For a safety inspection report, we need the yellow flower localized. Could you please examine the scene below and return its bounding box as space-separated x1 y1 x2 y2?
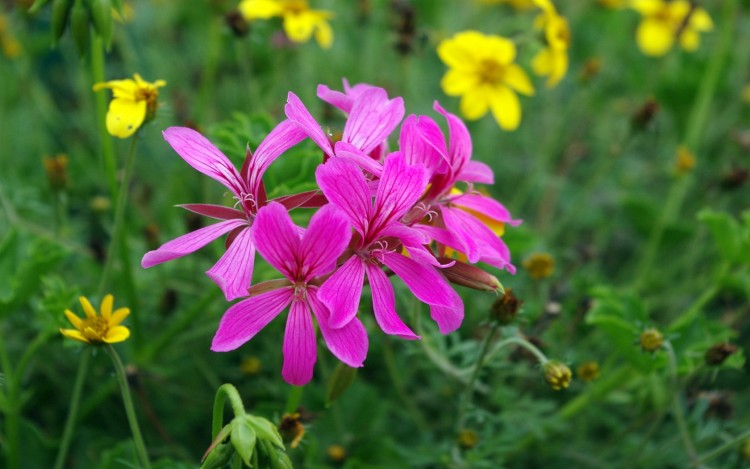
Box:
674 145 696 174
0 14 22 59
60 295 130 344
239 0 334 48
598 0 629 8
631 0 713 57
438 31 534 131
532 0 570 87
93 74 166 139
522 252 555 280
576 361 600 382
543 361 572 390
639 328 663 352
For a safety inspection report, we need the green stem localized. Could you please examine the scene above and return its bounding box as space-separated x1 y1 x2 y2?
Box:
382 338 429 433
211 383 246 439
105 344 150 468
454 324 501 435
663 341 698 466
698 427 750 464
98 134 141 338
53 350 91 469
284 385 304 415
0 330 19 469
91 35 117 200
633 0 738 290
196 17 222 123
483 335 549 367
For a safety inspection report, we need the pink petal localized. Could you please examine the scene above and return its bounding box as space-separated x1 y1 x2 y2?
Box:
273 190 327 210
441 207 481 263
252 202 301 280
381 251 457 307
450 193 519 225
206 226 256 301
300 204 352 280
141 219 247 268
434 101 472 175
210 287 293 352
429 302 464 334
342 88 404 154
365 265 419 339
458 160 494 185
308 288 368 367
315 158 372 236
373 153 428 228
400 115 447 174
317 84 354 113
318 255 365 329
285 92 334 157
247 120 307 196
447 208 514 271
163 127 246 199
282 299 317 386
178 204 246 221
333 141 384 177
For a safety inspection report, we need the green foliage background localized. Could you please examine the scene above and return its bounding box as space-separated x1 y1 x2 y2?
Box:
0 0 749 467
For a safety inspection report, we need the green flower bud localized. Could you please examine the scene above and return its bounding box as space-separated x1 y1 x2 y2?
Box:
639 328 663 353
543 361 572 391
200 442 234 469
70 0 90 55
231 416 258 466
51 0 74 45
89 0 113 47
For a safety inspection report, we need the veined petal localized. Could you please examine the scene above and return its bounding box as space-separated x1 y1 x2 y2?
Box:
141 219 247 268
308 288 368 367
333 141 384 177
106 98 146 139
285 92 334 157
178 204 246 221
429 302 464 334
451 193 519 224
211 288 293 352
319 255 366 329
282 299 317 386
400 115 447 173
206 226 256 301
441 207 481 263
373 153 428 228
253 202 302 280
381 251 457 307
317 83 354 113
163 127 246 198
365 265 419 339
434 101 473 175
300 204 352 280
489 86 522 131
458 160 494 184
247 120 307 195
343 88 405 155
316 157 371 235
450 208 514 271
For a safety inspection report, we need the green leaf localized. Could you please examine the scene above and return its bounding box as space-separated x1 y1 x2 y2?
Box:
326 362 358 406
698 209 741 262
231 416 258 466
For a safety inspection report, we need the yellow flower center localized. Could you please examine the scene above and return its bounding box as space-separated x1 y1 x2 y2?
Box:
282 0 308 14
135 87 160 115
478 59 505 85
81 316 109 342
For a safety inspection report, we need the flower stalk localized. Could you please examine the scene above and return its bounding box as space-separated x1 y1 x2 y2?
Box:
53 349 92 469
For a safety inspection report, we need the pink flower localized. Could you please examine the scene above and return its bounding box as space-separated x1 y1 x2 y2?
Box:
284 85 404 176
210 202 368 386
316 152 464 337
404 102 521 272
141 122 306 300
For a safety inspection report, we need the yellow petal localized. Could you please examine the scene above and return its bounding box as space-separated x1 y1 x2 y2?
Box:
636 18 674 56
489 86 521 131
437 31 485 70
283 11 317 43
60 328 91 344
690 9 713 31
79 296 97 318
483 35 516 65
93 79 139 99
441 69 477 96
109 307 131 326
104 326 130 343
679 29 700 51
504 63 535 96
314 18 333 48
100 294 113 320
532 48 553 75
459 87 491 120
106 98 147 139
238 0 283 20
64 310 84 330
630 0 661 15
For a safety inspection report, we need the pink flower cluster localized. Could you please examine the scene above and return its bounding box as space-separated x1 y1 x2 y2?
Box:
142 81 520 385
